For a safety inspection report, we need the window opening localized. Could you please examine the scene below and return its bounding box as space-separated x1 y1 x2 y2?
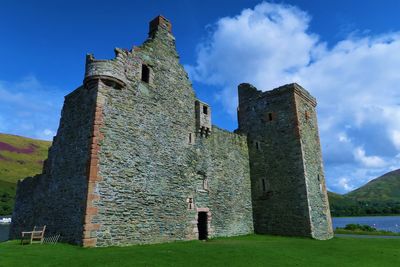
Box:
262 179 266 192
189 133 193 144
268 113 273 121
141 64 150 83
203 105 208 115
187 198 194 210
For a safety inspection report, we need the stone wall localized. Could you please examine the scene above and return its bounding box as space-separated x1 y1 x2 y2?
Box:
199 127 254 238
294 92 333 239
80 17 253 246
10 85 97 244
237 83 332 239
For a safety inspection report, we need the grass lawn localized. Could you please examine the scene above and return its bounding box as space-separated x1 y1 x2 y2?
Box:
1 234 399 267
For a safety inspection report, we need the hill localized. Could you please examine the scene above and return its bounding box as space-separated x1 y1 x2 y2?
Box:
346 169 400 202
328 169 400 216
0 133 51 215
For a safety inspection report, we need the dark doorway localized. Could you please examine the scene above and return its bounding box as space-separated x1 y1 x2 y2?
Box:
197 212 208 240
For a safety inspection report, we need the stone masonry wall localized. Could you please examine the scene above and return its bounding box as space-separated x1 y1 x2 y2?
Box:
198 127 254 238
237 83 332 239
294 92 333 239
84 19 253 246
10 16 253 247
237 83 314 237
10 86 97 244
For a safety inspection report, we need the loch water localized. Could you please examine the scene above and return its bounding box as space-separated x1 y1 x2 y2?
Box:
332 216 400 233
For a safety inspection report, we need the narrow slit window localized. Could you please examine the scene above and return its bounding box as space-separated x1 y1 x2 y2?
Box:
255 142 260 150
262 179 266 192
203 105 208 115
189 133 192 144
141 64 150 83
268 113 273 121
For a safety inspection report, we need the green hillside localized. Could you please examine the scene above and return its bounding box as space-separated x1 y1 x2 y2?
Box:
0 133 51 215
346 169 400 201
328 169 400 216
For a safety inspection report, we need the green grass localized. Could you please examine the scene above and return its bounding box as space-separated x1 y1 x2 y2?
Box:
1 235 400 267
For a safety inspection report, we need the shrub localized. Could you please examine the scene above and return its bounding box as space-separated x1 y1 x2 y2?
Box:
343 224 377 232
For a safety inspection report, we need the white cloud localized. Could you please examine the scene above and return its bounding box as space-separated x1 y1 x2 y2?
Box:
188 1 400 193
338 132 350 143
392 131 400 150
353 146 386 168
337 177 355 192
43 129 54 136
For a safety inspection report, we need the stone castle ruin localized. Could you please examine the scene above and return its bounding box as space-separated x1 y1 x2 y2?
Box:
10 16 333 246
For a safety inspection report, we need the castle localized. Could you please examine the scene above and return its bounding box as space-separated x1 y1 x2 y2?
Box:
10 16 333 247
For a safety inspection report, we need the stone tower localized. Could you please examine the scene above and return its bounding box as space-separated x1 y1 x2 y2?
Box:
237 83 333 240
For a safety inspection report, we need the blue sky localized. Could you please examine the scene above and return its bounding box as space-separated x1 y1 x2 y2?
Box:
1 0 400 193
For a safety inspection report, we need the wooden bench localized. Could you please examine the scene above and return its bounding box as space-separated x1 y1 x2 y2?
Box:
21 225 46 245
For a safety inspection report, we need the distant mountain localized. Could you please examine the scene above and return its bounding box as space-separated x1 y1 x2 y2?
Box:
328 169 400 216
0 133 51 215
345 169 400 202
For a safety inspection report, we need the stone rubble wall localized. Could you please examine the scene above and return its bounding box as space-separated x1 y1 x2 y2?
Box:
87 25 253 246
294 92 333 239
9 85 97 244
198 127 254 238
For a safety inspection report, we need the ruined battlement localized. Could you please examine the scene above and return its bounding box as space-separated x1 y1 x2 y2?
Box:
238 82 316 106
